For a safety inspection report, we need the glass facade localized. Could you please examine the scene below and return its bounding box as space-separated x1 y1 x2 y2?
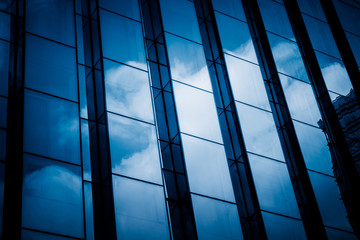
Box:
1 0 360 239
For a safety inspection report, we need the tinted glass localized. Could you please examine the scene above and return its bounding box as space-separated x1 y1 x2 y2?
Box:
297 0 326 20
23 90 80 164
0 40 9 97
166 34 212 92
99 0 140 20
333 0 360 35
182 134 235 202
212 0 246 21
173 82 222 143
81 120 91 181
84 182 95 240
225 54 270 110
0 97 7 128
78 65 88 119
216 13 257 63
113 176 170 240
326 227 358 240
25 34 78 101
0 163 4 236
22 230 73 240
0 12 10 40
345 32 360 67
22 154 83 238
26 0 75 46
100 10 146 69
0 130 5 161
192 194 243 240
249 154 301 218
262 212 306 240
0 0 11 12
160 0 201 43
236 102 284 161
108 113 162 184
104 59 154 123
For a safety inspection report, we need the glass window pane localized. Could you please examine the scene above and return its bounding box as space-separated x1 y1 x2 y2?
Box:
112 176 170 240
84 182 95 240
225 54 270 110
297 0 326 21
0 12 10 41
192 194 243 240
160 0 201 43
104 59 154 123
216 13 257 63
0 129 5 161
0 0 11 12
0 40 9 97
0 97 7 128
345 32 360 67
173 82 222 143
99 0 140 20
108 113 162 184
78 65 88 119
211 0 246 21
333 0 360 35
308 171 352 231
0 162 4 237
262 212 306 240
26 0 75 46
81 120 91 181
25 34 78 101
166 34 212 92
22 229 73 240
236 102 285 161
326 227 358 240
249 154 301 218
181 134 235 202
23 90 80 165
279 75 321 125
316 51 353 97
22 154 84 238
268 33 309 82
100 10 146 69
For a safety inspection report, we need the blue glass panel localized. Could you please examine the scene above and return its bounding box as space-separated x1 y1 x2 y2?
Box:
0 40 9 97
279 75 321 126
257 0 295 40
293 121 333 176
99 0 140 20
225 54 270 110
308 172 352 231
268 33 309 82
0 130 5 161
84 182 94 240
76 15 85 66
346 33 360 67
315 51 353 97
108 113 162 184
25 34 78 101
112 176 170 240
173 82 222 143
23 90 80 165
0 162 4 237
249 154 301 218
0 12 10 41
302 15 341 58
0 97 7 128
326 228 358 240
104 59 154 123
22 229 73 240
192 194 243 240
0 0 11 12
26 0 75 46
166 34 212 92
262 212 306 240
216 13 257 63
22 154 84 238
212 0 246 21
160 0 201 43
297 0 326 21
100 10 146 70
81 120 91 181
78 65 88 119
181 134 235 202
333 0 360 35
236 102 285 161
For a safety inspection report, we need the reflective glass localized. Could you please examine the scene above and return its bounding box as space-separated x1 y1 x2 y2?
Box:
166 34 212 92
0 0 11 12
297 0 326 21
26 0 75 46
100 10 146 69
181 134 235 202
99 0 140 20
346 32 360 67
257 0 295 40
192 194 243 240
268 33 309 82
279 75 321 125
212 0 246 21
84 182 95 240
25 34 78 101
236 102 284 161
78 65 88 119
173 82 222 143
81 120 91 181
225 54 270 110
0 12 10 41
0 130 5 161
216 13 257 63
108 113 162 184
104 59 154 123
22 154 84 238
262 212 306 240
326 227 358 240
302 15 341 58
293 121 333 175
22 230 73 240
249 154 301 218
160 0 201 43
0 40 9 97
316 51 353 97
0 97 7 128
112 176 170 240
0 162 4 237
308 171 352 231
333 0 360 35
23 90 80 165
